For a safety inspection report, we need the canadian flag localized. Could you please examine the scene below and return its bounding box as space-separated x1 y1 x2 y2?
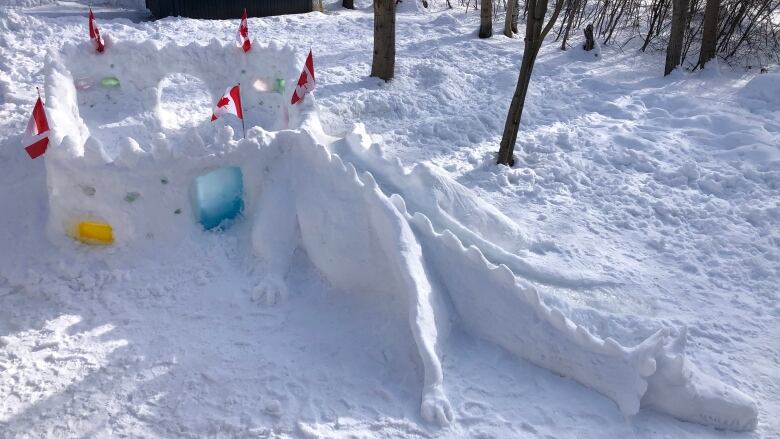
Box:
211 85 244 122
291 50 316 105
22 96 50 160
237 8 251 53
88 8 105 53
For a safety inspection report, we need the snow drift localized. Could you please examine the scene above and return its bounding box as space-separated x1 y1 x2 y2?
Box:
41 39 759 431
739 73 780 109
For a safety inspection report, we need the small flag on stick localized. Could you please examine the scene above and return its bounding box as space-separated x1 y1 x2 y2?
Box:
88 8 105 53
211 84 245 138
22 91 50 159
291 50 316 105
237 8 251 53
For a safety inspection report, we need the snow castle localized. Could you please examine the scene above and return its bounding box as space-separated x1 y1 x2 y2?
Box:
43 39 314 245
41 40 759 432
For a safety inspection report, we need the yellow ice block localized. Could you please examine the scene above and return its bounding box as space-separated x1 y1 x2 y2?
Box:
77 221 114 245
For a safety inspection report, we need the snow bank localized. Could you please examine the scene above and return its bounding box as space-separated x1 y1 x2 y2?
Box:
739 73 780 109
396 0 424 12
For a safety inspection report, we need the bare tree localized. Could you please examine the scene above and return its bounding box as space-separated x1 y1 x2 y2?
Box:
452 0 777 72
557 0 581 48
480 0 493 38
504 0 520 36
343 0 355 9
497 0 564 166
504 0 518 38
371 0 396 81
696 0 720 67
472 0 778 67
665 0 689 74
640 0 671 52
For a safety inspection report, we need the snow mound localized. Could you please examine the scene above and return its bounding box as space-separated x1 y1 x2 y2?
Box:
739 73 780 109
396 0 424 13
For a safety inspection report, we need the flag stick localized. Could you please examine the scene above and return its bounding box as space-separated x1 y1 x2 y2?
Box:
36 87 41 98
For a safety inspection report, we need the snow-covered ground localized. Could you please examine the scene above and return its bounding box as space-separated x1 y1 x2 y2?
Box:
1 1 778 437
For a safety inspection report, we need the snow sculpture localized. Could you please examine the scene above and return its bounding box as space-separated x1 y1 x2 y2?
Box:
42 41 758 431
43 39 302 242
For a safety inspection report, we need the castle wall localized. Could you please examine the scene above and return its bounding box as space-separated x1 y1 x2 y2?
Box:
42 40 322 246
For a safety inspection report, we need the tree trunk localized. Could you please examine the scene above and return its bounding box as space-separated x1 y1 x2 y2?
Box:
583 23 594 50
664 0 688 75
696 0 719 68
343 0 354 9
497 46 537 166
505 0 515 37
371 0 396 81
512 0 520 33
497 0 563 166
479 0 493 38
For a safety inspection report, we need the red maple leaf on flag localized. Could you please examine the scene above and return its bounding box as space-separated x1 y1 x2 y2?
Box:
21 96 50 159
291 50 316 105
237 8 251 53
211 85 244 123
88 8 105 53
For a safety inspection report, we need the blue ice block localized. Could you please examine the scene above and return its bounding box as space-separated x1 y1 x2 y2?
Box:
195 167 244 230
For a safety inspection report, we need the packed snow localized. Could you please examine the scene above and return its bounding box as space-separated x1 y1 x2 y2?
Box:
0 1 778 438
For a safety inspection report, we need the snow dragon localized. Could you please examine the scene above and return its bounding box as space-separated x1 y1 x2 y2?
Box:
250 125 758 431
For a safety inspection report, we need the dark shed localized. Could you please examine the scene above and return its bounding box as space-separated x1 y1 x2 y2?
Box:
146 0 313 19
